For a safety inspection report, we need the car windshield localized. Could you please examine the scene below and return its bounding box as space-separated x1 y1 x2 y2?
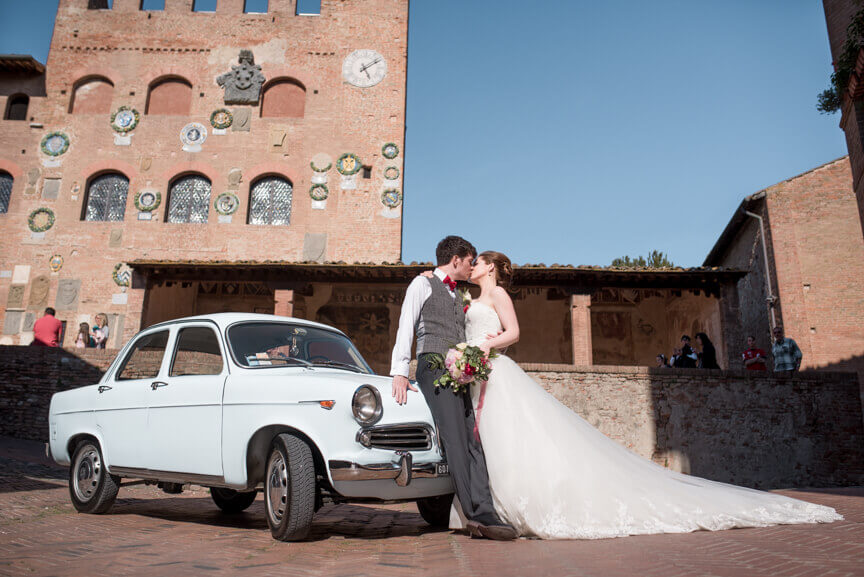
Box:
227 322 373 374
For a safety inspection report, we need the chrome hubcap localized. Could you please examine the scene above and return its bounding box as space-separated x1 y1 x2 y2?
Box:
267 453 288 523
72 444 102 502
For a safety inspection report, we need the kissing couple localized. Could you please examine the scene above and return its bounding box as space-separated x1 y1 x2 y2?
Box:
389 235 841 540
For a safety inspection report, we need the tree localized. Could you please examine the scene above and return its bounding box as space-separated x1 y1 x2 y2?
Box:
611 250 674 269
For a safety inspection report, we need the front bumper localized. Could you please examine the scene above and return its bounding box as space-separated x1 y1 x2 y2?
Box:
329 452 448 487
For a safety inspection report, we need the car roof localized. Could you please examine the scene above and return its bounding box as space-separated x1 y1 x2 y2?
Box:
145 313 346 336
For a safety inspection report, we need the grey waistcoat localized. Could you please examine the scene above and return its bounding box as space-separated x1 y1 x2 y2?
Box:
416 276 466 357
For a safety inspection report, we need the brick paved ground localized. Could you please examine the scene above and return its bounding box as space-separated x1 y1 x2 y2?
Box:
0 436 862 577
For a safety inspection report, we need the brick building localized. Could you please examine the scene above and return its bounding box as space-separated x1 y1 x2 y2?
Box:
822 0 864 236
0 0 751 373
0 0 407 350
705 157 864 392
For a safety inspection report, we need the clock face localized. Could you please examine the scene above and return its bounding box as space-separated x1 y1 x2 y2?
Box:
342 49 387 88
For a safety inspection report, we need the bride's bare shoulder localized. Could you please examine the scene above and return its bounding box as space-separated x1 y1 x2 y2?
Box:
492 285 513 300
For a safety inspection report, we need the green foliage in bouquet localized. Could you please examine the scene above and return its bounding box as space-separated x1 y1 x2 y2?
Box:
427 343 498 394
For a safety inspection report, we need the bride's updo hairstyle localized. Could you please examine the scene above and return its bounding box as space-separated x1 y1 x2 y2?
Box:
479 251 513 289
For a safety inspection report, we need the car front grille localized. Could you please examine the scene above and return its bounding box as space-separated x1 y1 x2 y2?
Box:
360 424 433 451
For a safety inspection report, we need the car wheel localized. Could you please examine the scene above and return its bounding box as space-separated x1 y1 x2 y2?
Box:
417 493 454 527
68 439 120 514
264 433 315 541
210 487 257 513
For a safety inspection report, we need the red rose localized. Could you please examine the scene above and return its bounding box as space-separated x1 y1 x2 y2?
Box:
464 364 475 376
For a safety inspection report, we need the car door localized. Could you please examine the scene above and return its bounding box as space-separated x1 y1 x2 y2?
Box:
96 328 170 470
146 323 226 477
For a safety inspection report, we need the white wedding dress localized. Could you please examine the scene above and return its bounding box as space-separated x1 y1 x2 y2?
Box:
449 301 842 539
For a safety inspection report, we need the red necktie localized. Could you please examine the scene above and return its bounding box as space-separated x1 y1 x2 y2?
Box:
442 275 457 291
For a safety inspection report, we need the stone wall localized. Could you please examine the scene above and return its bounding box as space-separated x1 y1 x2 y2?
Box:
3 346 862 490
524 363 864 489
0 346 116 440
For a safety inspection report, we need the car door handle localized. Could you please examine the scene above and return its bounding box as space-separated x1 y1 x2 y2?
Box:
98 385 112 393
150 381 168 391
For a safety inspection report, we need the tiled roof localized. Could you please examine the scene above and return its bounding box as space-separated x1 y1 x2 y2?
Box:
0 55 45 74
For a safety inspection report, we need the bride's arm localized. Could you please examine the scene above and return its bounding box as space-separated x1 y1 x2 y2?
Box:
480 286 520 355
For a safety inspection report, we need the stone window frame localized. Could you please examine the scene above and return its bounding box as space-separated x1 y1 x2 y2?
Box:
0 171 13 214
81 170 130 222
247 173 293 226
145 75 194 116
259 77 307 118
68 75 115 115
4 94 29 121
166 172 212 224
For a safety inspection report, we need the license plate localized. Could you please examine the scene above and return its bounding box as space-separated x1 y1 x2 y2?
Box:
436 463 449 475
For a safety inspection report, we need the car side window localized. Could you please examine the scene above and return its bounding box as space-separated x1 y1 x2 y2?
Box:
116 330 170 381
170 326 224 377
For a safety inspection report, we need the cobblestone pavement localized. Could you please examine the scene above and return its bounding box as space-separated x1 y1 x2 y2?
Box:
0 437 862 577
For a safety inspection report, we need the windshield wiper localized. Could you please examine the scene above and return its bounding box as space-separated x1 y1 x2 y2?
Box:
310 360 365 373
248 355 312 367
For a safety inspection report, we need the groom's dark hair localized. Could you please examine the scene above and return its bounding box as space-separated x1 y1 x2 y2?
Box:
436 235 476 266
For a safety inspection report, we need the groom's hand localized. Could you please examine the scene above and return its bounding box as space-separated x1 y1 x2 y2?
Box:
392 375 417 405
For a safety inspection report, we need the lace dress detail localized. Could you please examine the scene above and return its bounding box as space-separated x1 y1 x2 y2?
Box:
450 301 842 539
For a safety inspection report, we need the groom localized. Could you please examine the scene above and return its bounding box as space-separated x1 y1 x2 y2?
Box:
390 235 517 540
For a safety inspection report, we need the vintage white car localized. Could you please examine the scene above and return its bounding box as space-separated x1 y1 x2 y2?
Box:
48 313 454 540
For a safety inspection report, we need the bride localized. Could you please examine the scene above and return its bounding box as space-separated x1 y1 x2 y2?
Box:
446 250 842 539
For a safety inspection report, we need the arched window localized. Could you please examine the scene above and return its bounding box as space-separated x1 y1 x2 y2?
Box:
168 174 210 223
83 173 129 221
69 77 114 114
248 176 292 225
4 94 29 121
146 77 192 115
260 78 306 118
0 171 13 213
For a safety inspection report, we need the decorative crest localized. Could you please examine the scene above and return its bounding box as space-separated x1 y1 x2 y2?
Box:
217 49 266 105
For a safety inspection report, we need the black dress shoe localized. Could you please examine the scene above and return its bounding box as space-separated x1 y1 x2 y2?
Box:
465 520 483 537
477 522 519 541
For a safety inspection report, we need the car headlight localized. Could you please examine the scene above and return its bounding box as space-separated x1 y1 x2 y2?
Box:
352 385 382 425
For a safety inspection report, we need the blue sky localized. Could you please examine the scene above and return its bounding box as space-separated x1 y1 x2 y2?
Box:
0 1 848 267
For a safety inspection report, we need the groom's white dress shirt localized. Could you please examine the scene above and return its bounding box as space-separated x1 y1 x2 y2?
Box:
389 268 456 378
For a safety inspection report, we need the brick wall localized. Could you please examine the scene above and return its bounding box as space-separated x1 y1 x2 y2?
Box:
3 346 862 489
762 159 864 385
822 0 864 234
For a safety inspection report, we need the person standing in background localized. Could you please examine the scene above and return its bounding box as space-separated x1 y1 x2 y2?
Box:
92 313 110 349
75 323 93 349
695 333 720 369
772 326 802 373
32 308 62 347
742 336 767 371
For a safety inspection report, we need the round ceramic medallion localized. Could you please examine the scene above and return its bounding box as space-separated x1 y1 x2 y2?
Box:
311 152 333 172
214 192 240 215
382 143 399 159
28 207 56 232
180 122 208 147
383 166 400 180
110 106 140 133
310 184 329 201
113 263 132 287
49 254 64 272
134 190 161 212
336 153 362 175
210 108 233 129
381 188 402 208
41 132 70 157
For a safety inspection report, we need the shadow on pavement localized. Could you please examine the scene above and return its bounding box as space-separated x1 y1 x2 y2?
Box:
109 496 448 540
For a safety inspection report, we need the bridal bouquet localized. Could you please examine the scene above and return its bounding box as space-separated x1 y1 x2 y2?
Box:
428 343 497 393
